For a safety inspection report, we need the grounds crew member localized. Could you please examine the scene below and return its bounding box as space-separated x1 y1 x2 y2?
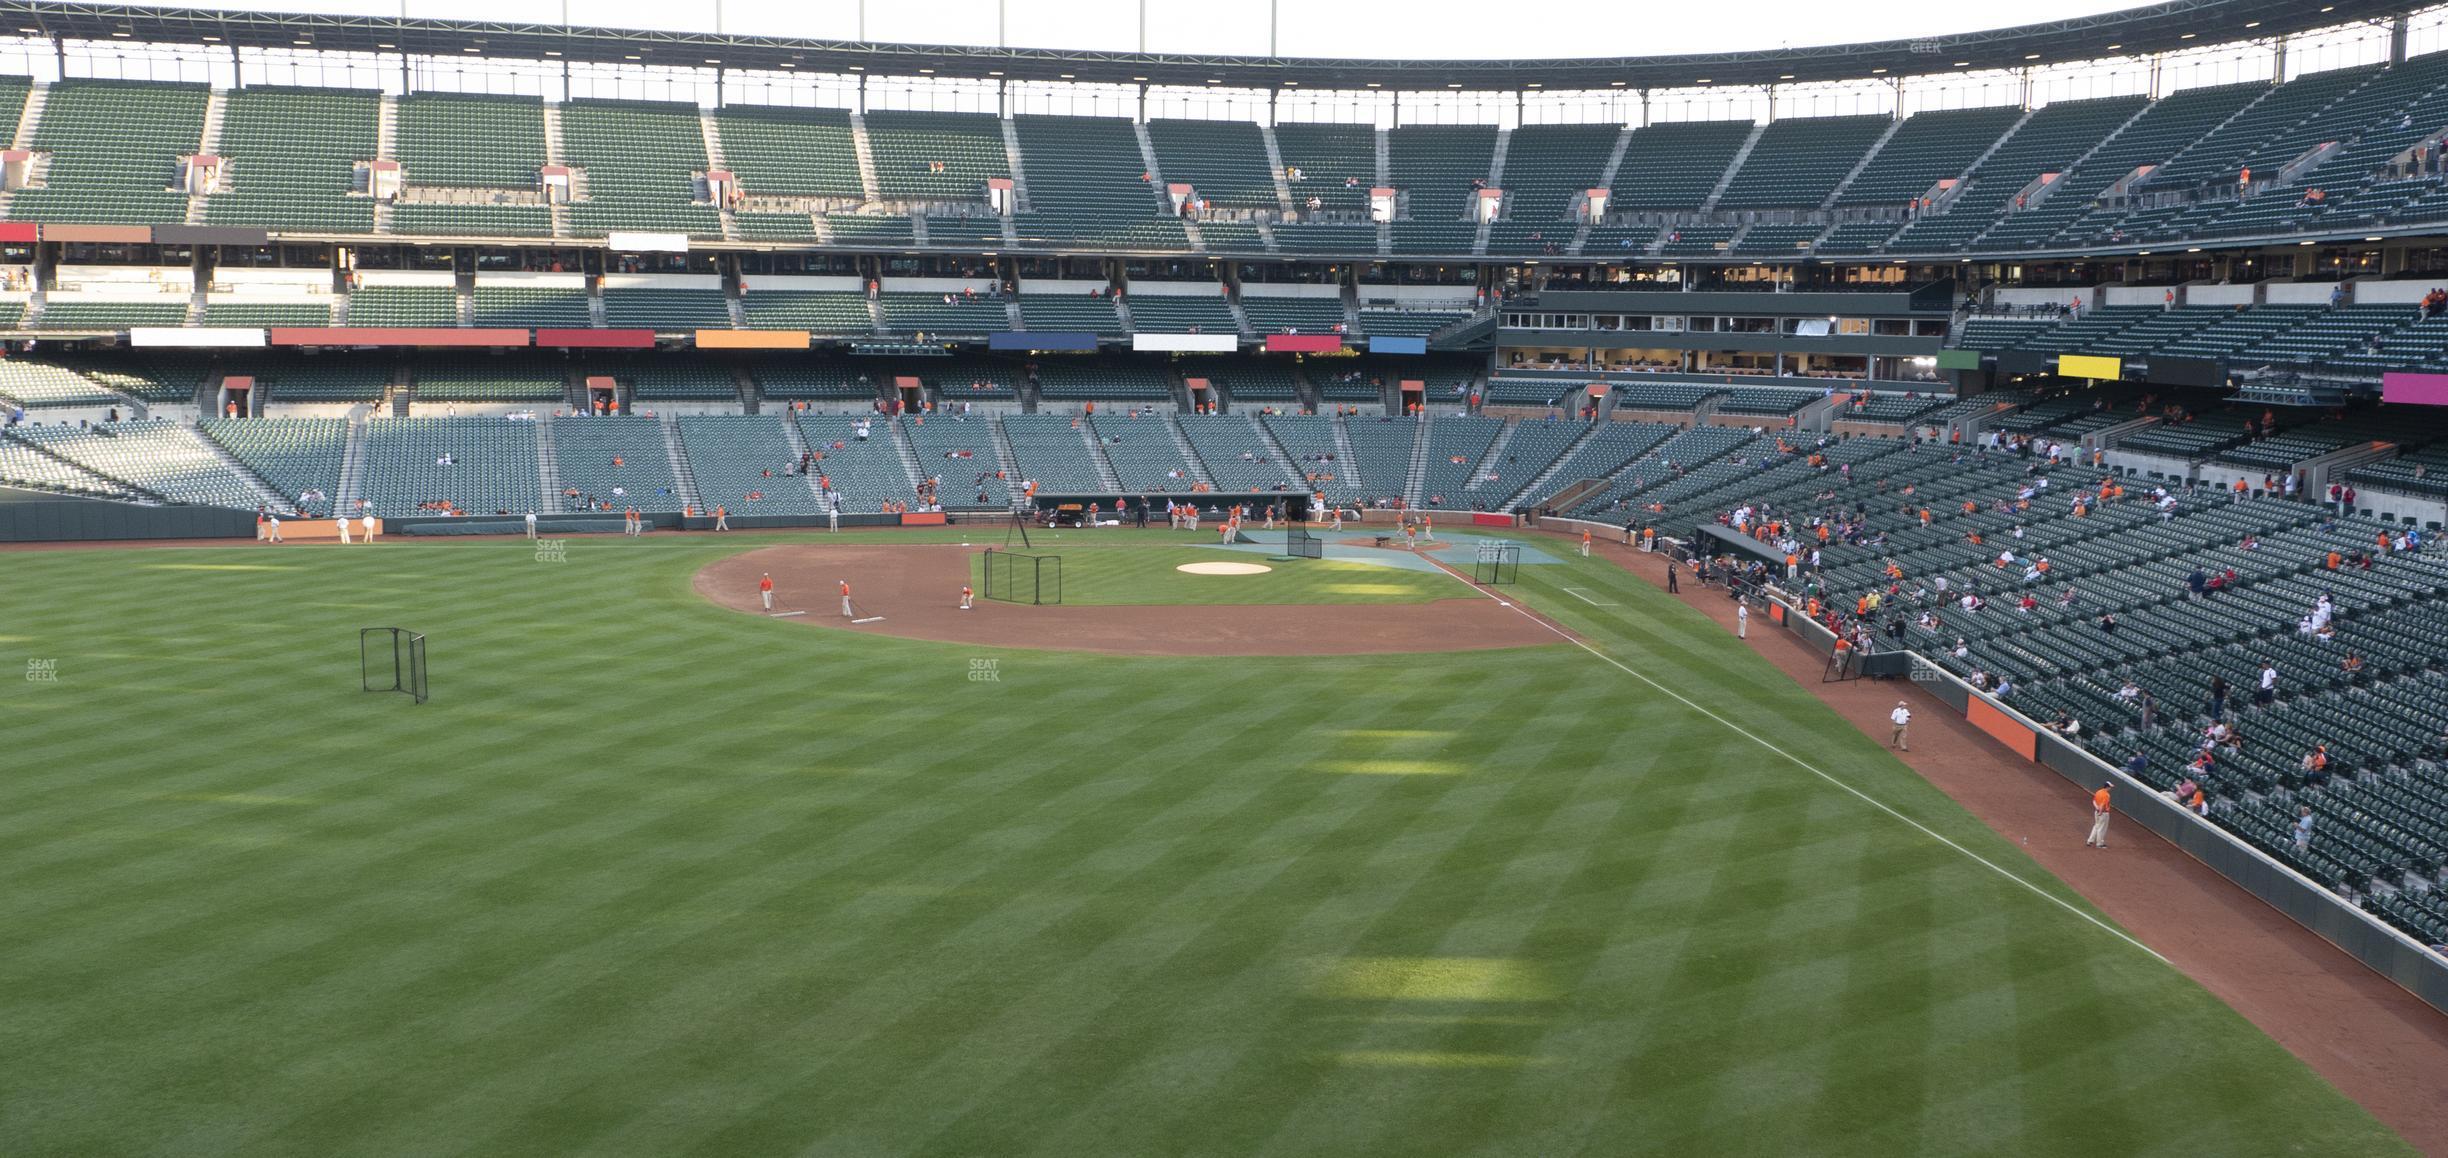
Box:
960 583 974 611
840 578 854 618
760 572 775 611
2086 781 2113 848
1889 700 1911 750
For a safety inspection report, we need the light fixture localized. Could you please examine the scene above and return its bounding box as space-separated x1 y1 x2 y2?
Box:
1366 82 1381 88
1696 78 1711 84
989 70 1005 76
2024 53 2041 60
376 42 395 49
1610 80 1625 86
2186 247 2201 252
705 58 721 64
2367 235 2384 241
1131 75 1148 81
1954 61 1970 67
849 65 864 71
462 47 481 53
544 50 561 56
918 67 934 73
625 54 641 60
2105 44 2120 50
1055 73 1070 78
777 62 793 68
2244 20 2260 27
1871 67 1888 74
1447 82 1462 88
200 34 220 42
2299 239 2315 246
1779 73 1795 80
2179 32 2196 39
293 39 312 46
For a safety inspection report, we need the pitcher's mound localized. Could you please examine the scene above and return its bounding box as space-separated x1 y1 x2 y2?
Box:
1176 561 1273 575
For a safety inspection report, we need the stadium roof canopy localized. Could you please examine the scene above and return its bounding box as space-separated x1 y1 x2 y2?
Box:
0 0 2423 91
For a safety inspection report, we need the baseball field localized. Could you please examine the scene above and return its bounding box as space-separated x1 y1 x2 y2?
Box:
0 527 2408 1155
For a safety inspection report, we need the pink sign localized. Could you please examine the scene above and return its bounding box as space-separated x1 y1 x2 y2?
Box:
2383 372 2448 406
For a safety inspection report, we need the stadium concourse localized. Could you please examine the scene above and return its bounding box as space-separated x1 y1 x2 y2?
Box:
11 0 2448 1150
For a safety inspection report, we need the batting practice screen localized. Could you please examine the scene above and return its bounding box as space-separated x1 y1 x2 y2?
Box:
982 551 1063 605
360 626 428 703
1473 541 1522 585
1285 524 1324 559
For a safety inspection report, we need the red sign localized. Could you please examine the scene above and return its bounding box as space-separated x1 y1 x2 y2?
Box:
1470 512 1513 528
899 512 947 526
1264 334 1343 353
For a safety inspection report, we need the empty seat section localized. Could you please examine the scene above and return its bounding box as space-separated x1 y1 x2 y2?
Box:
741 290 873 332
1174 413 1300 493
713 105 862 199
877 291 1006 334
1716 114 1890 209
560 99 719 238
1420 415 1501 503
1126 293 1237 333
795 414 915 509
1147 118 1279 211
1032 358 1170 401
1835 105 2024 207
411 355 566 403
862 110 1009 201
394 92 552 237
357 416 541 516
999 413 1109 491
552 415 684 511
347 284 458 327
901 416 1009 507
622 363 739 401
1262 413 1359 503
1240 295 1345 334
11 79 204 224
202 299 333 327
602 287 731 329
1018 293 1125 337
1497 123 1619 225
471 284 590 328
199 417 347 505
1011 115 1184 251
204 86 378 231
1273 122 1377 213
9 420 263 507
1086 414 1200 491
1609 121 1752 211
1388 124 1497 225
677 414 823 513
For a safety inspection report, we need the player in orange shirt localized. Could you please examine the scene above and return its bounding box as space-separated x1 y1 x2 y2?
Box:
2086 781 2113 848
839 578 854 618
960 583 973 611
759 572 775 611
1580 529 1591 557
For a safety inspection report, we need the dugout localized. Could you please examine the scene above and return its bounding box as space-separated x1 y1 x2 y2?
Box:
1024 492 1310 526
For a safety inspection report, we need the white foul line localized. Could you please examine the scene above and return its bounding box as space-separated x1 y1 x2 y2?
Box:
1429 560 2167 965
1557 586 1618 607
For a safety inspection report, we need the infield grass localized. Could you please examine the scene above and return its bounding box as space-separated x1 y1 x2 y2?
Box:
0 530 2405 1156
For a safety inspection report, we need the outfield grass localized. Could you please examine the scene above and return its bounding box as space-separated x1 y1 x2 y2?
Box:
0 531 2404 1155
977 544 1455 606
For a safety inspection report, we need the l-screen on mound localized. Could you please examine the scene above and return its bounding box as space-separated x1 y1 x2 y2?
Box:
695 543 1567 656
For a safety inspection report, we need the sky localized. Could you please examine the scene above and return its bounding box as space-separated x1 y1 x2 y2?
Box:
140 0 2156 59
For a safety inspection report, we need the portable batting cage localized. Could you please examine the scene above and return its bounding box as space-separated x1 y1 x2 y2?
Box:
360 626 428 703
1473 541 1522 585
982 551 1063 605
